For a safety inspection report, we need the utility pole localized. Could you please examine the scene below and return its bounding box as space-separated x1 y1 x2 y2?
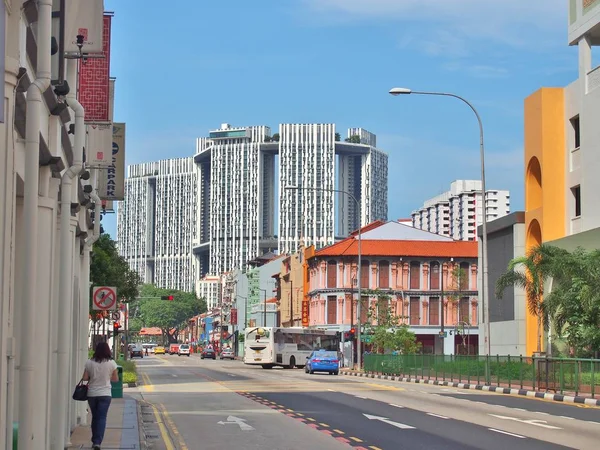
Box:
290 278 293 326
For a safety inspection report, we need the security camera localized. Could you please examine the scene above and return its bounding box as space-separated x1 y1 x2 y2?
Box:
83 185 93 194
80 170 91 180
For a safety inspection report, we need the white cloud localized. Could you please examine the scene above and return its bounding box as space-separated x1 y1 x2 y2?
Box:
303 0 565 47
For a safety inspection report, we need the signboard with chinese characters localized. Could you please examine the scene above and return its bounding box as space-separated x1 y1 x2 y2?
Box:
301 296 309 327
64 0 104 53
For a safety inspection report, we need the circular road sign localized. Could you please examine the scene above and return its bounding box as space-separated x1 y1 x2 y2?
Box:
93 286 117 311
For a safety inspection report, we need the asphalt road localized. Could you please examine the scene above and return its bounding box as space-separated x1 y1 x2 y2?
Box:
132 354 600 450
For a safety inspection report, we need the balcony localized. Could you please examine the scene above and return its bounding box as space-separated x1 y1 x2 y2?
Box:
588 65 600 93
571 216 582 235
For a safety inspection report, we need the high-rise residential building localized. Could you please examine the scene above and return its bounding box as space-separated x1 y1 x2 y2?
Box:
412 180 510 241
195 275 222 311
117 158 198 292
196 123 388 275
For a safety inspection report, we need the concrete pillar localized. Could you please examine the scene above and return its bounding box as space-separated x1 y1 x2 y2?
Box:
579 35 592 89
34 177 59 448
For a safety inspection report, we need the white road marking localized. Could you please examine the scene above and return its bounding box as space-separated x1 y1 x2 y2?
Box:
488 428 526 439
171 374 178 377
355 396 367 399
427 413 449 419
363 414 415 429
559 416 574 420
389 404 404 408
489 414 562 430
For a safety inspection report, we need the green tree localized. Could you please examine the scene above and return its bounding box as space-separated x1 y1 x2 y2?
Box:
344 135 361 144
496 244 564 354
133 284 206 343
335 132 341 142
363 290 419 354
272 133 280 142
541 247 600 357
90 233 141 327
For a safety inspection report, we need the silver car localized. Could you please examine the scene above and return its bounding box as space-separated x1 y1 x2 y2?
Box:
220 348 235 360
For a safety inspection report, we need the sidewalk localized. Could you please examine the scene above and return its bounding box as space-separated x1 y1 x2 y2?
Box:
341 369 600 407
69 395 142 449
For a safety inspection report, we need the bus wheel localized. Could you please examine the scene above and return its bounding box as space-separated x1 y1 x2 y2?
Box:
288 356 296 369
261 364 273 369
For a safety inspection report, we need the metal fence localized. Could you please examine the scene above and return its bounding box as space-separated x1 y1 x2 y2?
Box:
363 354 600 398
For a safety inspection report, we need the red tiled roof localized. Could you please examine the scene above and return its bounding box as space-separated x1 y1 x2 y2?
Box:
314 239 478 258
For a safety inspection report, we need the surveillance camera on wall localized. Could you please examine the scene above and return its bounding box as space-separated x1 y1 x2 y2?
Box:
53 80 70 97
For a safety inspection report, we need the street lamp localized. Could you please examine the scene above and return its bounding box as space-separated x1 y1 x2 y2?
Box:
389 87 491 355
284 185 363 369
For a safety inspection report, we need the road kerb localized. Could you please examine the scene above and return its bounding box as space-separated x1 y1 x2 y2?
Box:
340 370 600 407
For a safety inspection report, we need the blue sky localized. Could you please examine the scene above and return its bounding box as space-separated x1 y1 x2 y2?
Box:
103 0 581 238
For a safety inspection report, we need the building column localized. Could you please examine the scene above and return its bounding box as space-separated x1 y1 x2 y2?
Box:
579 35 592 88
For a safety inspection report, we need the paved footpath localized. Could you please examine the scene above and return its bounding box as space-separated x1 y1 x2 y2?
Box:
69 395 141 449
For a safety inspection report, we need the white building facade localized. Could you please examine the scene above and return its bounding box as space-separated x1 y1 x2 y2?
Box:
412 180 510 241
195 275 222 311
118 158 198 292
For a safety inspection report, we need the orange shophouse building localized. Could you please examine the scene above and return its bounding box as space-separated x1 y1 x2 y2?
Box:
306 221 479 355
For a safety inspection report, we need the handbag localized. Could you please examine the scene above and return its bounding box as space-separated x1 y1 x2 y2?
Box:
72 378 88 401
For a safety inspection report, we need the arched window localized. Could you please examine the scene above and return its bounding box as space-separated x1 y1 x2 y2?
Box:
379 260 390 288
327 260 337 288
410 262 420 289
430 261 440 290
360 260 370 289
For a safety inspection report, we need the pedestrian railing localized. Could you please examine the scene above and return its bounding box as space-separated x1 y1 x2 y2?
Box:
363 354 600 398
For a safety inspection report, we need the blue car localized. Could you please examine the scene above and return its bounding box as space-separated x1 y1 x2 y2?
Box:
305 350 340 375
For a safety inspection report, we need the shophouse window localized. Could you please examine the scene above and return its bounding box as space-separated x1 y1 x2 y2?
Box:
327 260 337 288
377 298 388 324
429 297 440 325
327 296 337 324
361 261 370 289
379 260 390 288
430 262 440 290
460 262 470 290
410 262 421 289
459 297 470 324
410 297 420 325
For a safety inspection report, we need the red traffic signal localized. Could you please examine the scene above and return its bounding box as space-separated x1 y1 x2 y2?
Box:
113 321 121 330
160 295 174 301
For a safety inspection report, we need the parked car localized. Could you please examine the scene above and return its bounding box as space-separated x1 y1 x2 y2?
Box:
220 348 235 360
154 346 166 355
169 343 180 355
305 350 339 375
178 344 191 357
130 343 144 358
201 347 216 360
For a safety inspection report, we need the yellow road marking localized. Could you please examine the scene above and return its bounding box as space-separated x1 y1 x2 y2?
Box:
333 429 345 434
296 413 304 416
306 417 315 422
370 446 383 450
160 404 189 450
287 408 295 412
151 405 174 450
350 437 363 442
319 422 330 427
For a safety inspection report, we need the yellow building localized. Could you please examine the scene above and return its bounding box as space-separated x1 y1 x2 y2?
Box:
523 0 600 355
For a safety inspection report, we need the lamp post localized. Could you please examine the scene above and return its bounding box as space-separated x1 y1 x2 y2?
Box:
284 185 363 369
389 87 491 355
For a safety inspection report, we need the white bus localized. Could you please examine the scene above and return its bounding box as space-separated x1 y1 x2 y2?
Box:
243 327 339 369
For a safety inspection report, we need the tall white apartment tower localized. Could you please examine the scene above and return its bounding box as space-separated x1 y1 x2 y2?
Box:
279 124 388 254
411 180 510 241
194 124 276 276
117 158 198 292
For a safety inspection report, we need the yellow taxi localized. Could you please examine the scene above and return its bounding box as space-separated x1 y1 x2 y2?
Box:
154 346 166 355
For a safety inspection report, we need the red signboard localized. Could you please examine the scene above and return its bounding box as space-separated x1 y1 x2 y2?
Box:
79 15 111 122
301 297 309 327
230 308 238 324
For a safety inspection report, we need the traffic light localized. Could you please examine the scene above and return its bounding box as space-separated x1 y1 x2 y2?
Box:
113 321 121 331
161 295 174 301
343 328 356 340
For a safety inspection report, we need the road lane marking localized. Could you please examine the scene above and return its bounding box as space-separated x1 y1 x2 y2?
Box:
319 423 330 427
355 396 367 399
161 404 189 449
327 389 336 391
535 411 549 415
488 428 525 439
427 413 449 419
171 374 178 377
350 437 363 442
306 417 316 421
333 429 345 434
389 404 404 408
369 446 384 450
217 415 255 431
363 414 415 429
489 414 562 430
151 405 175 450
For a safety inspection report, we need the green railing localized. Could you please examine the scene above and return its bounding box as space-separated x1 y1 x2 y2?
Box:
363 354 600 398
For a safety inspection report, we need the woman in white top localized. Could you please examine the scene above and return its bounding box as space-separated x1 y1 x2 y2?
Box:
82 342 119 450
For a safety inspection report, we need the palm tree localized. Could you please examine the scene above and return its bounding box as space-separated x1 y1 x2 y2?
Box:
495 244 565 354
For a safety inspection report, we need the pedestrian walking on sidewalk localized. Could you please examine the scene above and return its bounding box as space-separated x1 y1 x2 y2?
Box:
82 342 119 450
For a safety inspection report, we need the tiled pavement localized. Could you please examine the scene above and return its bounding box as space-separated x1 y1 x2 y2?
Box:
69 396 141 449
